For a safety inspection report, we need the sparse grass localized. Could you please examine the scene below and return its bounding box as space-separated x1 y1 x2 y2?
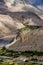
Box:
0 62 40 65
0 62 21 65
24 62 40 65
18 26 42 32
0 47 42 65
0 47 43 57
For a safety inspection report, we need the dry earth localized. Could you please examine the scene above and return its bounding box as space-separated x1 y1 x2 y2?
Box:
7 3 43 20
8 27 43 52
8 11 43 26
0 14 25 39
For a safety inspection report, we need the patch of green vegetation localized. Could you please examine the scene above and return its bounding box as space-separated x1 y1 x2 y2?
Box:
0 47 42 65
21 51 43 56
22 26 41 30
0 62 22 65
24 62 32 65
0 47 43 57
25 62 40 65
18 26 42 33
16 26 42 39
20 26 29 31
2 62 9 65
0 47 20 58
0 62 40 65
0 59 3 63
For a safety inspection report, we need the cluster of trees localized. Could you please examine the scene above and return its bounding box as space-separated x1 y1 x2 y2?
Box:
21 51 43 56
0 47 42 65
0 47 20 57
0 47 43 57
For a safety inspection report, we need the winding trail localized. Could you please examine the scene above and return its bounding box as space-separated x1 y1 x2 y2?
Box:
6 38 20 48
6 38 17 48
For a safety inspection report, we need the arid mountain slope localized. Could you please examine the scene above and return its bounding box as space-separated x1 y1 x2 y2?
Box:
0 1 43 48
8 11 43 26
7 27 43 51
0 14 25 39
6 3 43 19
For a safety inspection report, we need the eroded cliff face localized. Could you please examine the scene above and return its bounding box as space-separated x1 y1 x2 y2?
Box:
7 27 43 52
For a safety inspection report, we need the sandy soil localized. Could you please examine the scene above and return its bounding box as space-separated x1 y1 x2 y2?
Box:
8 27 43 51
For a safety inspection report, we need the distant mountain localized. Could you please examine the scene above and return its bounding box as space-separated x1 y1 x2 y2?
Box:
0 0 43 11
0 0 4 3
26 0 43 10
0 0 43 47
25 0 43 5
13 0 43 11
25 0 38 4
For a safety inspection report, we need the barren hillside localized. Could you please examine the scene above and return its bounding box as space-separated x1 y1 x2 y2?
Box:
8 11 43 26
0 1 43 50
8 27 43 52
0 14 25 39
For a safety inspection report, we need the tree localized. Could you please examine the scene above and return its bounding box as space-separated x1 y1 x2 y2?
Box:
2 46 6 51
